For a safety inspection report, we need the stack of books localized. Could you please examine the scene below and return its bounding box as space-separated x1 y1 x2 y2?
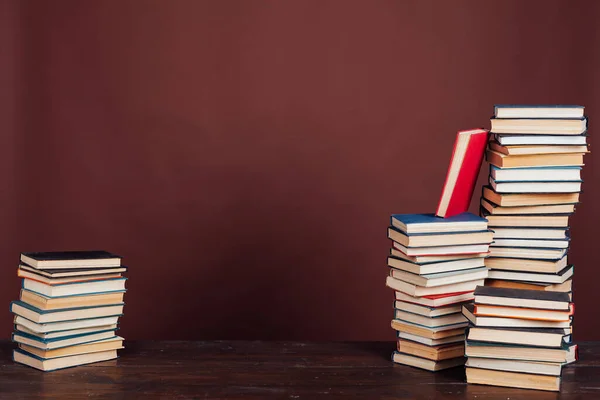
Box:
386 212 494 371
10 251 127 371
482 104 588 294
463 286 577 391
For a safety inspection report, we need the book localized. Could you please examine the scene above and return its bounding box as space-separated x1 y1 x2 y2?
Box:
465 340 571 362
10 301 124 324
494 105 584 119
391 213 488 234
482 186 580 207
487 150 584 168
392 351 465 371
15 323 118 340
397 339 464 361
435 129 489 218
462 304 570 328
483 212 569 228
18 269 123 285
386 276 485 297
388 256 485 275
19 336 124 359
14 315 121 334
467 327 568 348
489 227 568 240
18 264 127 278
395 290 475 308
490 165 581 182
12 329 117 350
473 286 571 310
489 177 582 194
387 227 494 248
466 367 560 391
389 267 488 288
392 241 490 257
490 238 569 249
20 251 121 269
490 117 587 135
22 278 127 297
472 304 573 322
485 256 568 276
20 289 125 311
466 357 562 376
480 198 575 215
490 165 582 182
489 141 588 156
398 331 465 346
390 248 488 264
487 265 574 284
394 309 467 328
394 301 463 318
488 246 567 260
13 348 118 371
494 134 587 146
485 278 572 293
390 320 467 339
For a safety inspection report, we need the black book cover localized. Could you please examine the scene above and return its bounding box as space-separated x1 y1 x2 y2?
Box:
474 286 570 302
21 251 121 261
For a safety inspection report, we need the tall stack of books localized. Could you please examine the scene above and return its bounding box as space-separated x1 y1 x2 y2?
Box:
463 286 576 391
465 104 588 390
10 251 127 371
386 213 494 371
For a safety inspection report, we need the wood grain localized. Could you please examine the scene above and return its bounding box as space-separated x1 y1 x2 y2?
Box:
0 341 598 399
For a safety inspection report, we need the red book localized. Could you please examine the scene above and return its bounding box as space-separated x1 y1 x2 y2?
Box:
436 129 489 218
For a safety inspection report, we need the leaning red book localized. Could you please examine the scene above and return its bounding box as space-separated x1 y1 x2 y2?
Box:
436 129 489 218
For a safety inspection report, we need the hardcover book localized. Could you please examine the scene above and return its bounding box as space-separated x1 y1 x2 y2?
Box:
391 213 487 234
436 129 489 218
494 105 584 119
20 251 121 269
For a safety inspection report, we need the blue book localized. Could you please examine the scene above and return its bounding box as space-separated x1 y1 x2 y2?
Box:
12 329 117 350
10 300 124 324
391 213 488 234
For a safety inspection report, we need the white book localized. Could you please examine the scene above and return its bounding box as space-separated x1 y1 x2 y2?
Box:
387 256 485 275
15 315 121 334
488 246 567 260
398 331 465 346
494 105 584 119
15 323 118 340
13 349 118 371
495 134 587 146
490 177 581 193
23 278 127 297
492 238 569 249
466 357 562 376
490 166 581 182
389 267 488 288
13 330 117 350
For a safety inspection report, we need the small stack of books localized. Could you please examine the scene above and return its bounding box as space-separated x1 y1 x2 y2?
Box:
386 212 494 371
463 286 577 391
10 251 127 371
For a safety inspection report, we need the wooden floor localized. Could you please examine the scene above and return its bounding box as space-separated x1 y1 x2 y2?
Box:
0 341 598 399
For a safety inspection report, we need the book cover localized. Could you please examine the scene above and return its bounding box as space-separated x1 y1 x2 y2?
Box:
436 129 489 218
474 286 570 303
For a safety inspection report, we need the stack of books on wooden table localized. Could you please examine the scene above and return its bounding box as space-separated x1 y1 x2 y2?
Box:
10 251 127 371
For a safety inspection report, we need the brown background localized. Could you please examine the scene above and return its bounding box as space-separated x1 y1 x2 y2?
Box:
1 0 598 340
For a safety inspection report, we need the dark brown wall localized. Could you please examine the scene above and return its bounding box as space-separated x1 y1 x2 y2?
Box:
2 0 598 340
